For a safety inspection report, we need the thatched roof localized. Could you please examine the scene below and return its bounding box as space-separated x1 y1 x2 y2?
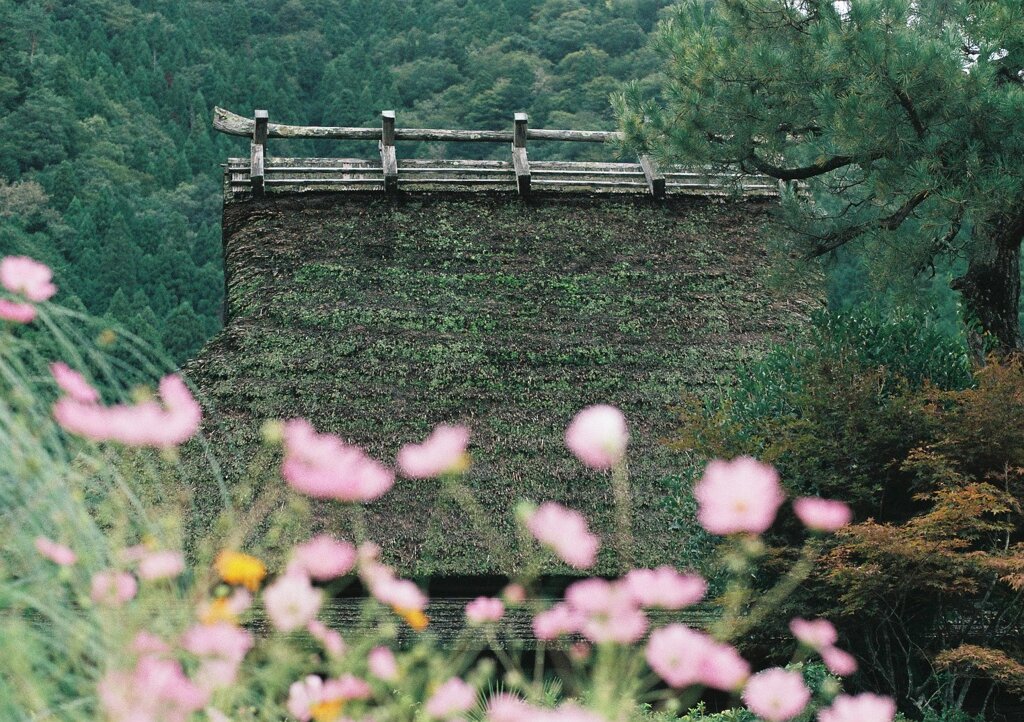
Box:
186 191 816 578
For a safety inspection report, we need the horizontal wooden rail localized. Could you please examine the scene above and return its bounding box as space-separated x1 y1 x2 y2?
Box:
217 106 780 199
214 107 622 144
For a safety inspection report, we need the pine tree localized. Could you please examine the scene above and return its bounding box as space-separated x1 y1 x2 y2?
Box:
617 0 1024 353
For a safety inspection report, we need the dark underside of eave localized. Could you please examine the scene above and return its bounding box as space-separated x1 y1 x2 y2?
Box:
185 191 818 578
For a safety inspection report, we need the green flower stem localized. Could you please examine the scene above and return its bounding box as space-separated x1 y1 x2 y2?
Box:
611 460 634 567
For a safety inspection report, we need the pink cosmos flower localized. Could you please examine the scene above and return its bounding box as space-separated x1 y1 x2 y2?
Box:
98 656 208 722
286 675 370 721
502 583 526 604
91 570 137 607
793 497 853 532
307 619 346 657
701 640 751 691
0 299 36 323
425 677 476 719
333 674 371 700
645 624 750 691
131 631 171 656
532 602 582 640
564 578 647 644
139 550 186 580
181 622 255 690
821 645 858 676
526 502 600 569
742 668 811 722
466 596 505 625
818 693 896 722
624 567 706 609
197 588 252 622
34 536 76 566
50 362 100 403
1 256 56 301
368 646 399 680
487 697 605 722
53 374 201 448
564 404 629 469
486 694 534 722
645 623 709 688
694 457 785 535
281 419 394 502
398 424 470 478
262 573 323 632
371 575 428 612
289 535 357 580
789 617 838 651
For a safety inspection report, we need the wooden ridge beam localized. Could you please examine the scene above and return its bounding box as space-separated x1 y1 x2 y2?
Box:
213 106 623 143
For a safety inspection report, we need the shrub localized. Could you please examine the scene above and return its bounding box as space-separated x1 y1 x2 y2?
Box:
672 306 1023 718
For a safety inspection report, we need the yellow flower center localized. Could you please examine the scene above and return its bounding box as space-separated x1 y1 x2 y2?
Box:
310 699 344 722
200 597 238 625
396 607 429 631
447 452 472 475
214 550 267 591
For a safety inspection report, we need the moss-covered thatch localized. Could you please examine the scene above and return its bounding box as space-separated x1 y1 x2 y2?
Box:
187 192 816 578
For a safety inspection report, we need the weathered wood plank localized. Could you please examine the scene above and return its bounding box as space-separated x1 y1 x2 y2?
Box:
400 178 515 185
400 159 512 169
254 110 269 146
395 129 513 142
213 107 620 143
639 155 666 198
250 142 264 196
215 107 381 140
532 168 644 177
382 110 396 146
380 111 398 193
531 161 643 172
228 157 380 169
380 146 398 192
531 179 648 187
527 129 622 142
265 178 385 185
397 167 513 175
265 166 384 173
514 113 528 149
512 147 530 195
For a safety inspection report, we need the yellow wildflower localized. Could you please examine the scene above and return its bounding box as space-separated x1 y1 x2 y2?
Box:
310 700 344 722
214 550 266 591
199 596 237 625
395 607 429 631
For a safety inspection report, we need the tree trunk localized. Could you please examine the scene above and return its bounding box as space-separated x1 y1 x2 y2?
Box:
953 222 1024 358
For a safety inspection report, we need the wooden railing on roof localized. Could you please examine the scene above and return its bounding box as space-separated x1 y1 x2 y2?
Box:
213 107 779 199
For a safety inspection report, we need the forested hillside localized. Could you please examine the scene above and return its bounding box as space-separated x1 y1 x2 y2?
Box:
0 0 668 362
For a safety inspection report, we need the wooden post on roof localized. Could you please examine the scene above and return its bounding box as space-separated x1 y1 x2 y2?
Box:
512 112 530 196
639 154 665 198
380 110 398 193
251 109 268 196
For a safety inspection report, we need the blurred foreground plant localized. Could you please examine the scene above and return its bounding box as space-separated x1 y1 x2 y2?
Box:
1 257 896 722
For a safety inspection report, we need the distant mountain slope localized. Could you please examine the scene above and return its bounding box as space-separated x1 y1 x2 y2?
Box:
0 0 671 360
185 192 819 577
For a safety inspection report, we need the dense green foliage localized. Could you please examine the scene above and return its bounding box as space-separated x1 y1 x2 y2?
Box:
673 309 1024 718
186 192 814 579
618 0 1024 353
0 0 670 362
